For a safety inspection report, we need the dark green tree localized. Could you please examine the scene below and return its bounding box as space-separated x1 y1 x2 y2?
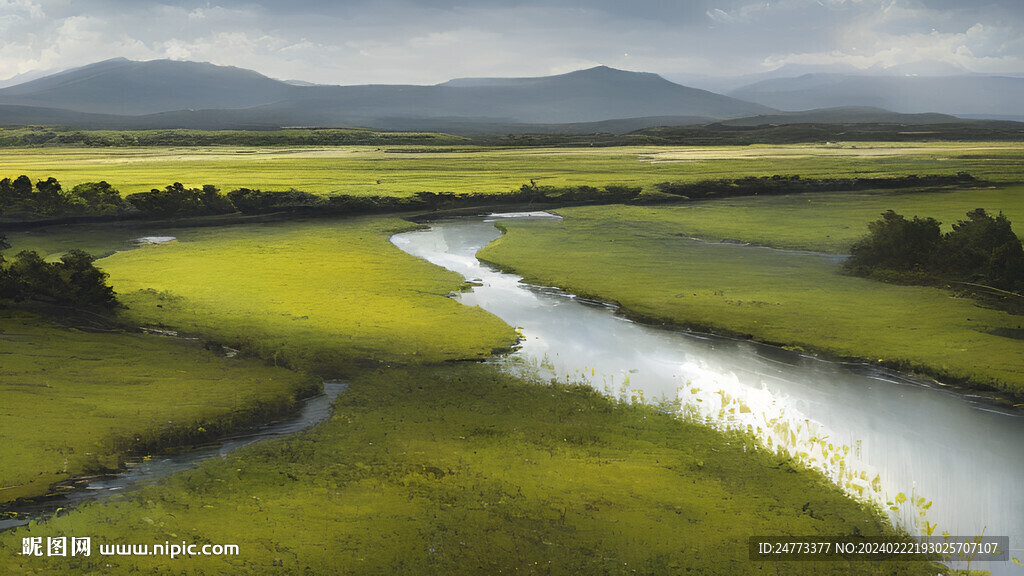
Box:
2 249 117 308
846 210 942 274
69 181 129 215
53 249 117 307
0 175 34 212
33 177 69 215
126 183 234 217
941 209 1024 290
7 250 55 299
200 184 234 214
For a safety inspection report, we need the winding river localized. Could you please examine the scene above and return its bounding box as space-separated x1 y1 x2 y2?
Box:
391 213 1024 575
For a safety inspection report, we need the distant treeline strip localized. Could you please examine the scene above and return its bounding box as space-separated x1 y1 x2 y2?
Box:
2 123 1023 148
0 127 469 147
0 173 980 225
654 173 977 199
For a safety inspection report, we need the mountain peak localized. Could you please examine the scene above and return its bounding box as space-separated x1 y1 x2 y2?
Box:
439 65 668 88
0 58 296 115
0 57 776 129
562 65 666 82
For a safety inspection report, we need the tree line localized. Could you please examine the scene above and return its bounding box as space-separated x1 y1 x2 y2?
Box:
845 209 1024 305
654 173 977 200
1 172 984 223
0 127 467 148
1 175 645 221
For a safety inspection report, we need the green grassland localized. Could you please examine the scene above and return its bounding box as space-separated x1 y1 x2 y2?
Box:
1 142 1018 573
609 184 1024 253
0 364 935 575
0 215 514 503
478 201 1024 397
0 308 317 503
1 142 1021 197
0 214 937 574
95 216 517 374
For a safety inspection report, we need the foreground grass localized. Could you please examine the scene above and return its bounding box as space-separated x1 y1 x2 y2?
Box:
97 216 517 374
0 308 317 503
0 142 1021 197
479 206 1024 397
0 364 936 575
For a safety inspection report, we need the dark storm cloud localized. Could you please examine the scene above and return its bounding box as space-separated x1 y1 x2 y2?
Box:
0 0 1021 84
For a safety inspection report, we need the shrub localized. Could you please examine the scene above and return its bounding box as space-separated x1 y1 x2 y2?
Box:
846 209 1024 295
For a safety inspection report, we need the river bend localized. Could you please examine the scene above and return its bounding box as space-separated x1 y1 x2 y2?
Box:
391 213 1024 575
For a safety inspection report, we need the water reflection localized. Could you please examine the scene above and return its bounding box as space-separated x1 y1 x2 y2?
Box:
392 215 1024 575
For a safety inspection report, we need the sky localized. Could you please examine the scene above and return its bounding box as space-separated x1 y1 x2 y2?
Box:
0 0 1021 85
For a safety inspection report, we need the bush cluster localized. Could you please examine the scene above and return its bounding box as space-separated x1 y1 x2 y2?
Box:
0 247 117 309
0 176 128 216
845 209 1024 293
124 183 234 218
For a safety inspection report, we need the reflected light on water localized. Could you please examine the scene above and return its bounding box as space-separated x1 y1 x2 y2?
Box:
392 215 1024 574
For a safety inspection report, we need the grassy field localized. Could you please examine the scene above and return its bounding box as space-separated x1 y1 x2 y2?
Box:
478 202 1024 397
0 214 514 503
95 216 517 374
0 214 938 574
1 142 1018 573
618 184 1024 253
0 142 1021 197
0 308 317 503
0 364 936 575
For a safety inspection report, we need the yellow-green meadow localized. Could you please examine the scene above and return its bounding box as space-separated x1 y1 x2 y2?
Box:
2 140 1019 574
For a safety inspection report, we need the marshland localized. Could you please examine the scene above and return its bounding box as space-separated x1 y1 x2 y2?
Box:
2 141 1022 574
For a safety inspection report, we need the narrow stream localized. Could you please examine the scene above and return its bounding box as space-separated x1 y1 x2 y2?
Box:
0 381 346 532
392 213 1024 575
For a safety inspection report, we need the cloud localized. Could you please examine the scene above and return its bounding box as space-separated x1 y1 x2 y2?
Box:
707 8 734 23
0 0 1020 84
758 0 1023 72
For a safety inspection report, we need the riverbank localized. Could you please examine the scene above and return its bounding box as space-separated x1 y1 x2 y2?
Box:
0 308 318 504
477 205 1024 401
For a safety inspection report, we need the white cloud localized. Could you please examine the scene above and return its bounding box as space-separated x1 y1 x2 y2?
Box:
707 8 734 23
761 1 1023 73
0 0 44 20
163 39 193 61
0 1 1020 85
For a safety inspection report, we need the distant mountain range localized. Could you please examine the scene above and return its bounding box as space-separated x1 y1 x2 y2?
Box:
0 58 1019 133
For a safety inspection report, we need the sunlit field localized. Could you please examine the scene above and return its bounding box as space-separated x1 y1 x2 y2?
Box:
1 142 1021 197
1 141 1019 575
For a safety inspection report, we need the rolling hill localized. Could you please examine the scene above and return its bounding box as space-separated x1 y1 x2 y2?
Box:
0 59 773 131
0 59 1019 135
